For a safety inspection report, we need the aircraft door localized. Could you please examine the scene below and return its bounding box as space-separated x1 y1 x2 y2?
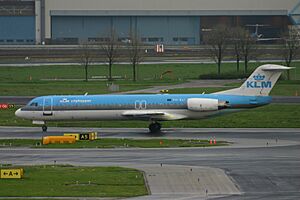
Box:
43 97 53 116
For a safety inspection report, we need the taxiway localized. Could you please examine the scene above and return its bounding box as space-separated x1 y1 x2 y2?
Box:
0 127 299 199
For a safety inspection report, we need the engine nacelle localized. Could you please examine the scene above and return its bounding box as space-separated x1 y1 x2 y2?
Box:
187 98 219 111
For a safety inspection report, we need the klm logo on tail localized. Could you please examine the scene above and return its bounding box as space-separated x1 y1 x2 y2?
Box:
246 74 272 88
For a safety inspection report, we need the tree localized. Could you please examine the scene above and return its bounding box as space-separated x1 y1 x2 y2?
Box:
79 42 93 82
101 30 120 81
240 29 256 73
127 33 145 81
206 25 230 75
282 27 300 79
230 27 245 72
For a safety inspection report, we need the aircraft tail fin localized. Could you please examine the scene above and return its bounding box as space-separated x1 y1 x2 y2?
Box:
214 64 293 96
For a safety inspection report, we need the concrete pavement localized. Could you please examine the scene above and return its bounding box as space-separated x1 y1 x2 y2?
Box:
129 165 241 200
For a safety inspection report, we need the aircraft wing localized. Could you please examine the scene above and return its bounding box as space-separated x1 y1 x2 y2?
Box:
122 110 186 120
257 37 281 41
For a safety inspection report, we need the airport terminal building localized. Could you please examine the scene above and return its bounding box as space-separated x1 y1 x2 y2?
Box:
1 0 300 45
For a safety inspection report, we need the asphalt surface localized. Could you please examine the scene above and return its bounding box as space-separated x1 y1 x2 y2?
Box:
0 96 35 105
1 96 300 106
271 96 300 103
0 127 300 199
1 59 290 66
121 79 240 94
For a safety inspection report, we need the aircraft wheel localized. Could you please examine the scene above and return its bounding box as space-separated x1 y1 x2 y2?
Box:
42 125 47 132
149 122 161 133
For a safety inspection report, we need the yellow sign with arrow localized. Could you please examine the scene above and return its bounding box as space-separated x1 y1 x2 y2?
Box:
0 168 24 179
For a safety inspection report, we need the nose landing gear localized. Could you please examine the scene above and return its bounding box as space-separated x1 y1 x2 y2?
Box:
149 122 161 133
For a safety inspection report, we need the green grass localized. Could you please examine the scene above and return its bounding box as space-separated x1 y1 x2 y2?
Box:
1 104 300 128
1 62 299 96
0 63 254 83
169 87 229 94
0 165 147 197
0 81 153 96
0 138 228 148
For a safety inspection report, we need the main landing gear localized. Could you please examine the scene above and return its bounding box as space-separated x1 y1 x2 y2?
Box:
42 125 48 132
149 122 161 133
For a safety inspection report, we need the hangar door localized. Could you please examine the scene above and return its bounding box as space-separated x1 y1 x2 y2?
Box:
136 16 200 45
51 16 200 45
0 16 35 44
51 16 132 43
52 16 112 43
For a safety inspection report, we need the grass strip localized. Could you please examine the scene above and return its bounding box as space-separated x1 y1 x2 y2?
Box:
0 165 148 197
1 62 299 96
0 138 229 148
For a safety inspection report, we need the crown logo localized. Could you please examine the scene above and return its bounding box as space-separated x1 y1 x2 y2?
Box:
253 74 265 81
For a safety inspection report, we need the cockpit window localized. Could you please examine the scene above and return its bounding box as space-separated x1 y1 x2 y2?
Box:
30 102 38 107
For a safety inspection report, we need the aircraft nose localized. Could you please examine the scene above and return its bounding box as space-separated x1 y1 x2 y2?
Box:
15 108 23 118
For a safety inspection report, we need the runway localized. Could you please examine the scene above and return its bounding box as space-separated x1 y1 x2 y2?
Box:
0 127 300 199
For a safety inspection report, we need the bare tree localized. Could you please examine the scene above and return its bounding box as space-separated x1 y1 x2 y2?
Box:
282 27 300 79
240 29 256 73
127 33 145 81
101 30 120 81
79 42 93 82
206 25 230 75
230 27 245 72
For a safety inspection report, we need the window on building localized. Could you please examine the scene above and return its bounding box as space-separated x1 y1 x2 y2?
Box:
180 38 188 42
88 37 100 42
148 37 164 42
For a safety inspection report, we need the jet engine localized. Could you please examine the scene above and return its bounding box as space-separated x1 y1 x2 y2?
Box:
187 98 221 111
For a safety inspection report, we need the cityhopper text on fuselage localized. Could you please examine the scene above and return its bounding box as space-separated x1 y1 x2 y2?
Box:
15 64 291 133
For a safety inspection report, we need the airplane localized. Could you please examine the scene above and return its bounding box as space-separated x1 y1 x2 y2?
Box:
246 24 281 42
246 24 264 39
15 64 291 133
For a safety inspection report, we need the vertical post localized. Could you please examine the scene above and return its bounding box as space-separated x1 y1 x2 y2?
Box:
41 0 45 44
35 0 42 44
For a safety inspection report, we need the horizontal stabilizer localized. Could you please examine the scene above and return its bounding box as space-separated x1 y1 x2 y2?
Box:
261 66 294 71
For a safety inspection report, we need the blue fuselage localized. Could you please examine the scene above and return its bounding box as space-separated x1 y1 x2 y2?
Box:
21 93 271 111
15 93 272 123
